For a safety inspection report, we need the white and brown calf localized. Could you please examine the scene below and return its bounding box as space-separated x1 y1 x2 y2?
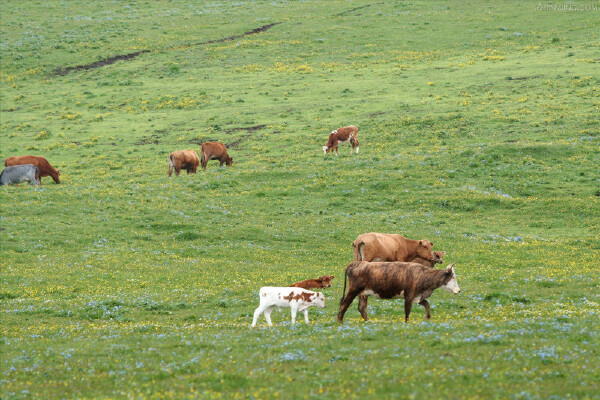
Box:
323 125 359 155
251 287 326 327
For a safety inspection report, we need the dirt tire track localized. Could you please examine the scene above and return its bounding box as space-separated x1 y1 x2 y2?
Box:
53 23 281 76
54 50 150 76
335 3 382 17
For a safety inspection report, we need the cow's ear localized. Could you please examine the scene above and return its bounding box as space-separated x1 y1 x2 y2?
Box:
430 242 434 247
441 251 446 256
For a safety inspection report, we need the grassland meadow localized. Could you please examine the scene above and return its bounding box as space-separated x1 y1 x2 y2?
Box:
1 1 599 399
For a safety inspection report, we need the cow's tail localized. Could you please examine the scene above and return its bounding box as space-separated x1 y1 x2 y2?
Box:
352 239 364 261
340 266 349 306
200 144 207 169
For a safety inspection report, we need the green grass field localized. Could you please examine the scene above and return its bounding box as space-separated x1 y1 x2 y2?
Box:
1 1 599 398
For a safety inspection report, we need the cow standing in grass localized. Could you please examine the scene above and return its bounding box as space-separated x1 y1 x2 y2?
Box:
201 142 233 170
252 287 326 327
0 165 39 186
168 150 200 176
338 261 460 323
353 232 435 263
323 125 359 155
4 155 60 184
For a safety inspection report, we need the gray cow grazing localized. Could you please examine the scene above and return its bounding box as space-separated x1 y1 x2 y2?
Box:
0 165 39 186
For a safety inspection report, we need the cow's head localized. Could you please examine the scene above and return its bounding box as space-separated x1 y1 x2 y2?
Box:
319 275 334 288
433 251 446 264
417 239 435 262
51 169 61 184
323 131 337 155
313 292 326 308
226 157 233 166
442 264 460 294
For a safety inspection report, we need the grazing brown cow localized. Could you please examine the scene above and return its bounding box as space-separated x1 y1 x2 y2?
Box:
413 251 446 268
201 142 233 170
290 275 334 290
353 232 435 263
338 261 460 323
4 155 60 184
168 150 200 176
323 125 359 155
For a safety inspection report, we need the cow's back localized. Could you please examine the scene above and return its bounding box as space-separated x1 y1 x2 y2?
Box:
5 156 40 168
202 142 227 158
354 232 407 261
337 125 358 138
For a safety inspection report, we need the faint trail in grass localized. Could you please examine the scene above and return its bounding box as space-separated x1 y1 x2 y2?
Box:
53 50 150 76
334 3 383 17
195 23 281 46
189 125 268 149
52 23 281 76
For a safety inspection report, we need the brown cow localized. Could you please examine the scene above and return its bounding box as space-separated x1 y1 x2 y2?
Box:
201 142 233 170
323 125 359 155
338 261 460 323
353 232 435 263
290 275 334 290
4 156 60 184
168 150 200 176
413 251 446 268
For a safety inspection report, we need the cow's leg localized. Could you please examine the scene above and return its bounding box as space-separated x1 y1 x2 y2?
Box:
290 305 298 324
302 309 309 324
354 139 360 154
419 299 431 320
252 305 266 327
264 306 275 326
337 288 362 323
357 295 369 321
404 299 414 323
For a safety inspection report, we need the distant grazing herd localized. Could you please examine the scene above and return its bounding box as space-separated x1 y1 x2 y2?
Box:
2 125 461 327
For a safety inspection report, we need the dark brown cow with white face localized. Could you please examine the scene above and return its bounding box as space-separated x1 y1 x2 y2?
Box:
290 275 334 290
201 142 233 170
168 150 200 176
338 261 460 323
4 156 60 184
323 125 359 155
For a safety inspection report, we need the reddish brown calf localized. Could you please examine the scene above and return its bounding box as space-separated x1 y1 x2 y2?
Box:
290 275 334 290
